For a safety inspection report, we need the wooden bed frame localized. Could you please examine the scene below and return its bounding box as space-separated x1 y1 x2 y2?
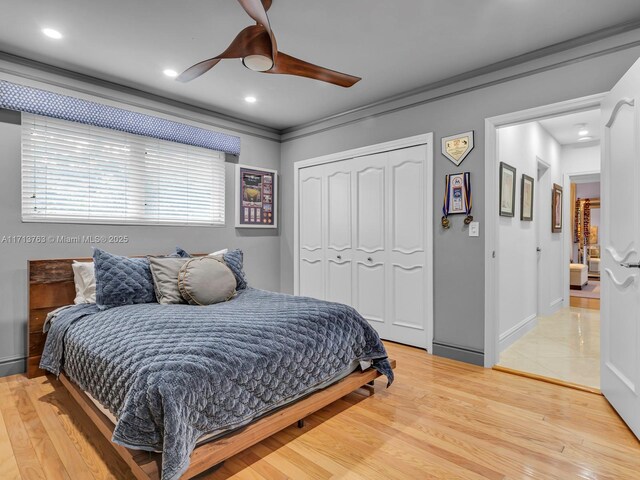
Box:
27 256 396 479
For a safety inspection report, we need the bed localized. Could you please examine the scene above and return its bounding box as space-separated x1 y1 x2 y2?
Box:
27 256 395 480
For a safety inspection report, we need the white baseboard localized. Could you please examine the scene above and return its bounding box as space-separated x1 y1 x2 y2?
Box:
499 314 538 352
549 297 564 314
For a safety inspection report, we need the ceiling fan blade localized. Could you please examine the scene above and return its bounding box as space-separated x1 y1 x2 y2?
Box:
176 58 222 83
264 52 361 88
236 0 277 61
237 0 271 31
177 25 270 82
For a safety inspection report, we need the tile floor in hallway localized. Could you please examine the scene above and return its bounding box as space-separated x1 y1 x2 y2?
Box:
498 306 600 389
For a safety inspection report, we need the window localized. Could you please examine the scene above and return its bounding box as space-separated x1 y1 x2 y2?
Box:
21 113 226 226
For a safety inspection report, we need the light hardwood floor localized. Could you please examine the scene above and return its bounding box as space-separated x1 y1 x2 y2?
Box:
1 342 639 479
570 296 600 310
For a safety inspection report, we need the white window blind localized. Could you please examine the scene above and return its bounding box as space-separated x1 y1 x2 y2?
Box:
22 113 226 226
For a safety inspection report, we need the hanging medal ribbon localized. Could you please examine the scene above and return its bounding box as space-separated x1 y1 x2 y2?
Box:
463 171 473 224
442 174 451 229
442 172 472 229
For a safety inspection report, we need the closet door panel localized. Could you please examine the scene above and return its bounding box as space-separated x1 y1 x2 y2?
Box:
355 155 386 254
299 258 324 300
299 170 323 253
391 264 426 342
387 146 428 348
327 169 352 252
391 149 424 254
327 259 352 306
299 166 325 299
355 261 386 331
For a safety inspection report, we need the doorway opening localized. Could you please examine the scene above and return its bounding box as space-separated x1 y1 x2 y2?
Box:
569 173 601 309
488 104 602 391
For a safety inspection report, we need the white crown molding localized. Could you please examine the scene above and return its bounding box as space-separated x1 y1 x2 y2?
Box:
281 24 640 142
2 19 640 143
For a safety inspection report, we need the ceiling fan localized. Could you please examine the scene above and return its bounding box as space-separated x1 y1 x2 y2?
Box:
177 0 361 88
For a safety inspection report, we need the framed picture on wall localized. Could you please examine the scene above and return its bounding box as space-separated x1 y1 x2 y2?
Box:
499 162 516 217
552 183 563 232
520 174 534 221
235 164 278 228
441 131 474 166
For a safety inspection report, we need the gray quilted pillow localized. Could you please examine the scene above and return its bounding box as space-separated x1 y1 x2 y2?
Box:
178 257 236 306
223 249 248 290
94 249 155 310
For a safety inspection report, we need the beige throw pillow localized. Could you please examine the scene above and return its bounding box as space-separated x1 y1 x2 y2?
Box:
148 257 191 304
178 257 237 306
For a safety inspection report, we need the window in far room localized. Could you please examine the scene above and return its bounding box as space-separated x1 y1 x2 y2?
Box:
21 113 226 226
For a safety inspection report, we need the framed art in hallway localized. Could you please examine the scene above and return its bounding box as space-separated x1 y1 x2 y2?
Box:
499 162 516 217
552 183 563 232
521 174 534 221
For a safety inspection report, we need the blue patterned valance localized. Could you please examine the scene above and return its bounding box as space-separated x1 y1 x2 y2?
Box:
0 80 240 155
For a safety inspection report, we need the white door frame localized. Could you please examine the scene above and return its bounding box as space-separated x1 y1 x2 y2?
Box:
293 133 434 352
484 94 605 367
536 157 551 316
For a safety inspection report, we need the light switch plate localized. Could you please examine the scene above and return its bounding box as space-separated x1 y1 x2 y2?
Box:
469 221 479 237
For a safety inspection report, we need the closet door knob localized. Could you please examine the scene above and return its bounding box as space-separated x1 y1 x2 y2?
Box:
337 255 342 260
367 257 373 262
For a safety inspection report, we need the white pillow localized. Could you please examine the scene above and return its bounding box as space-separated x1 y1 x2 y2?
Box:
209 248 228 256
72 261 96 304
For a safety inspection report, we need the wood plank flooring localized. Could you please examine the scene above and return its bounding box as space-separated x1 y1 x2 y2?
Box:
1 342 639 479
569 296 600 310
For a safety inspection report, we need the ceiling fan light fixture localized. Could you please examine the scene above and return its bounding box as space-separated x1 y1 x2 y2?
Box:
242 55 274 72
178 0 361 87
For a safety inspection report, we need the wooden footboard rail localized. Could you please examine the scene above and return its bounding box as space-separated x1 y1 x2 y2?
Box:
59 359 396 479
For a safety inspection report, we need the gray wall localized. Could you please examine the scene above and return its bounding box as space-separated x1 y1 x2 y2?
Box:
0 110 281 376
3 29 640 375
279 41 640 364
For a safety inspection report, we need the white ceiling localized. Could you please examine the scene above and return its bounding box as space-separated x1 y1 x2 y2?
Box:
2 1 640 130
539 109 601 145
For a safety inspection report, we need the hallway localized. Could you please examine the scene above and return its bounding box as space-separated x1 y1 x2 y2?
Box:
498 306 600 389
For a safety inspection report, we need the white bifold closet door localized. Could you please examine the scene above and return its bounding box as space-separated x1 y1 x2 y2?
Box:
298 145 429 348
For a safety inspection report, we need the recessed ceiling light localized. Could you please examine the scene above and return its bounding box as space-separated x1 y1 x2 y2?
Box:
575 123 589 136
244 96 257 104
42 28 63 39
578 136 594 142
163 69 178 78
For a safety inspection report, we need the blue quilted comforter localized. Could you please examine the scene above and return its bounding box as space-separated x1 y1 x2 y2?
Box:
40 288 393 480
